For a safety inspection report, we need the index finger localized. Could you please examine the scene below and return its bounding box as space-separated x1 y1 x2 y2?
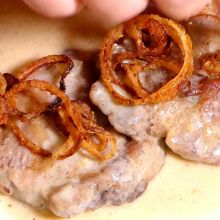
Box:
82 0 149 23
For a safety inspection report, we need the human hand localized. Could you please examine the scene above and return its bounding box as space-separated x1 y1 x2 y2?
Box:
23 0 211 22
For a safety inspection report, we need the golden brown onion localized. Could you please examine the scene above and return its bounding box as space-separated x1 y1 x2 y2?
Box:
3 79 116 160
17 55 73 92
202 51 220 77
100 14 193 105
5 80 83 158
53 101 116 160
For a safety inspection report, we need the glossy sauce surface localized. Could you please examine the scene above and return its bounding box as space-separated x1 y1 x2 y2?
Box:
0 1 220 220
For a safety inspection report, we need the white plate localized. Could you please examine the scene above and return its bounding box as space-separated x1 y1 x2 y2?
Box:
0 1 220 219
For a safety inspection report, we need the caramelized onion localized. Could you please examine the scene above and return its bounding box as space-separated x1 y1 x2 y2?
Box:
17 55 73 92
0 55 116 161
202 51 220 77
0 74 7 95
100 14 193 105
4 80 116 160
5 80 83 158
53 101 116 160
3 73 19 91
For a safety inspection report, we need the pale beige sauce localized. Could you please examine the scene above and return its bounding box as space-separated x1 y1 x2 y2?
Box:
0 1 220 220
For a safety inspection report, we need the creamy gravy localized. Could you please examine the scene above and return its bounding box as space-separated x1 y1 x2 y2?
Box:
0 1 220 220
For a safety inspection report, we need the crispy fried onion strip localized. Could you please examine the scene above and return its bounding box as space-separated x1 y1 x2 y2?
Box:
100 14 193 104
179 50 220 97
0 80 116 160
4 80 83 158
17 55 73 92
54 101 116 160
10 55 74 120
202 51 220 77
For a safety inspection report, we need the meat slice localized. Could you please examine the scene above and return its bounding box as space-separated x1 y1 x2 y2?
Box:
166 84 220 164
90 80 199 141
49 138 164 217
0 55 165 218
90 12 220 165
90 79 220 165
0 126 164 217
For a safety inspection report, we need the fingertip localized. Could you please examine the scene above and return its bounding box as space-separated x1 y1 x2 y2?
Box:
23 0 83 18
154 0 210 20
83 0 148 23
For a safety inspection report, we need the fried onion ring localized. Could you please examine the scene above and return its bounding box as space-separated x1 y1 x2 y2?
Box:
52 101 116 160
100 14 193 105
5 55 74 120
0 52 116 161
17 55 73 92
3 79 116 160
5 80 83 158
